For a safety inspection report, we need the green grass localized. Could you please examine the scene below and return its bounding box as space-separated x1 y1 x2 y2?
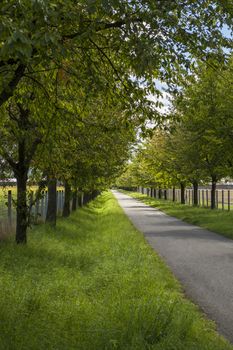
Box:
122 190 233 240
0 192 232 350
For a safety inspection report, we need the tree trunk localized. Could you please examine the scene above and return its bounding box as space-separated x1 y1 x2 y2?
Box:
211 176 217 209
158 188 162 199
172 187 176 202
180 183 185 204
72 188 78 211
193 181 198 206
15 172 28 244
91 190 97 200
95 190 100 198
83 192 89 205
164 189 167 200
46 178 57 226
63 181 72 217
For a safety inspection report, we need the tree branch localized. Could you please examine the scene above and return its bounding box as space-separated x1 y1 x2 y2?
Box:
0 64 26 107
89 38 129 92
23 74 50 98
63 18 142 40
0 149 17 170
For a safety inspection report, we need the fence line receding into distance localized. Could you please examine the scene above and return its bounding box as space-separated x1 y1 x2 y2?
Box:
0 190 79 238
138 186 233 211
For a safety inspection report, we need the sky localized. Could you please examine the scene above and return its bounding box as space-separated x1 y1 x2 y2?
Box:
148 25 233 117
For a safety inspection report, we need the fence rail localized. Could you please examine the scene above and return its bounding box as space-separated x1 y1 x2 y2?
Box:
138 186 233 211
0 189 80 237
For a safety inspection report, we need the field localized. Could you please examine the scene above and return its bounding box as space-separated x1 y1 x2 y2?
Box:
0 191 232 350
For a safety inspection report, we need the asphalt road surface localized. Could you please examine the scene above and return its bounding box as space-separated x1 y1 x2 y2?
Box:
113 190 233 343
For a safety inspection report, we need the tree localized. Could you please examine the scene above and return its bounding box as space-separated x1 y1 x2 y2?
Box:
0 0 231 107
0 79 55 243
117 55 233 209
0 1 232 242
171 61 233 209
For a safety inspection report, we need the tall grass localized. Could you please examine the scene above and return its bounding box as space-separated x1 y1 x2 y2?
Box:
0 192 231 349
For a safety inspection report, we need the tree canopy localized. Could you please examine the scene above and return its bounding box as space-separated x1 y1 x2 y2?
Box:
0 1 232 242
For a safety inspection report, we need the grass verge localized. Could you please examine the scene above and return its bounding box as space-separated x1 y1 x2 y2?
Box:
0 191 232 350
122 190 233 240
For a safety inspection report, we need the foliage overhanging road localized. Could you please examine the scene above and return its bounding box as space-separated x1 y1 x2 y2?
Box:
113 190 233 343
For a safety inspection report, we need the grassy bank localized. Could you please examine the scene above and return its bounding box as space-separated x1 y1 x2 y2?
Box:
0 192 231 350
123 191 233 240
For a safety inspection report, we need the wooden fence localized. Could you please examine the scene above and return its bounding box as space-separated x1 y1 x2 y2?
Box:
0 190 82 237
138 186 233 211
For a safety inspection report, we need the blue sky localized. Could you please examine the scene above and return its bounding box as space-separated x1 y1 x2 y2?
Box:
148 25 233 116
222 24 232 38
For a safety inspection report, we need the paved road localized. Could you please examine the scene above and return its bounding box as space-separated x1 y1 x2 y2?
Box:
113 190 233 342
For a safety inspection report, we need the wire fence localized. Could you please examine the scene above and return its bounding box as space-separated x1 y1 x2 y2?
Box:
0 189 81 238
138 186 233 211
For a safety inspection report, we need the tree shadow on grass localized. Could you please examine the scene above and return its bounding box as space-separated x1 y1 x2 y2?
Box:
0 239 98 277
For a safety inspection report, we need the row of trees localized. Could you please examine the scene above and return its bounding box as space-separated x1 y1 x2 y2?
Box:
117 56 233 209
0 1 232 243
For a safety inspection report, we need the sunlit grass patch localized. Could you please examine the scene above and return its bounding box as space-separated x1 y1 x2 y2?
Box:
0 191 231 349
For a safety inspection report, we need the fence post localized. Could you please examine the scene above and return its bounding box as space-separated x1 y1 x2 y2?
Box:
35 198 39 223
45 190 48 214
60 190 63 213
228 190 230 211
198 190 200 206
206 190 208 207
41 193 45 221
62 190 65 209
7 190 12 226
216 190 218 209
222 190 224 210
202 190 204 207
60 190 63 212
56 191 58 214
29 191 34 221
76 191 79 208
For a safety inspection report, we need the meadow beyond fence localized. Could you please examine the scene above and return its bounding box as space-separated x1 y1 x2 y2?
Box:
138 186 233 211
0 187 79 238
